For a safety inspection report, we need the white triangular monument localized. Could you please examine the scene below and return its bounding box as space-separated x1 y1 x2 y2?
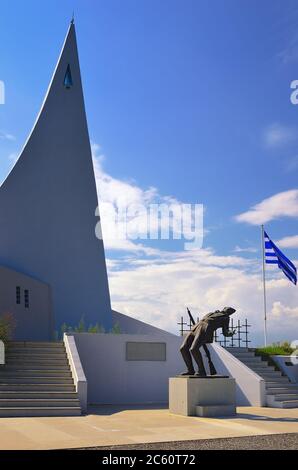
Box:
0 21 112 338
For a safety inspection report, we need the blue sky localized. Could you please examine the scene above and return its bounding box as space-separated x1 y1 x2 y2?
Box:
0 0 298 344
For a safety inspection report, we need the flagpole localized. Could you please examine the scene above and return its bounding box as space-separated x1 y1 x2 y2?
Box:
261 225 268 346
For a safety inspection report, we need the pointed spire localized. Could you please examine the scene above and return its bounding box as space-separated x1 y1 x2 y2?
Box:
0 21 112 336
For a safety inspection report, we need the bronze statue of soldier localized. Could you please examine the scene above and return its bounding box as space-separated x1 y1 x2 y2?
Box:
180 307 236 376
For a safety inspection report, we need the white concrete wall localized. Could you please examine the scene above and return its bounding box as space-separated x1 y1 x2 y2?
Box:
272 356 298 384
207 344 266 406
72 331 265 406
73 333 184 404
0 341 4 365
0 265 53 341
64 334 87 412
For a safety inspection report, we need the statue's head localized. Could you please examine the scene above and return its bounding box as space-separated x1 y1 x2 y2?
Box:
222 306 236 315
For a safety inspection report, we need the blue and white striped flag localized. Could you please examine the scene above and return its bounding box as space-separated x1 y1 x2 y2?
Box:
264 231 297 285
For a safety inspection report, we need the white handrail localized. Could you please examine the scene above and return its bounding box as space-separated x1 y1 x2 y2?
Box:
0 340 4 365
63 333 87 412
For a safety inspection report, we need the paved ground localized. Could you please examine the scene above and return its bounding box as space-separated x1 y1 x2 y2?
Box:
95 433 298 450
0 405 297 450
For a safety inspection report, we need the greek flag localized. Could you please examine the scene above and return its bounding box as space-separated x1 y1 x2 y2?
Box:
264 231 297 285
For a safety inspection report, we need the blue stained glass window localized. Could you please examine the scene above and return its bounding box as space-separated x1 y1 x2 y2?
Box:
64 64 73 89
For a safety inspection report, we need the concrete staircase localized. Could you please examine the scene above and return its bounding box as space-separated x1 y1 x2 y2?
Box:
0 341 81 417
226 347 298 409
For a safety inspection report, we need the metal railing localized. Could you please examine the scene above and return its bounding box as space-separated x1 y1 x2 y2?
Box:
177 316 251 349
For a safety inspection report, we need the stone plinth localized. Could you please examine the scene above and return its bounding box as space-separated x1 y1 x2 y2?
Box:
169 376 236 417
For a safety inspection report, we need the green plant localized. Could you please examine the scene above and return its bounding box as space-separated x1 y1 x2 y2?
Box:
74 316 86 333
256 341 295 357
59 317 106 337
0 313 16 344
111 322 121 334
88 323 104 333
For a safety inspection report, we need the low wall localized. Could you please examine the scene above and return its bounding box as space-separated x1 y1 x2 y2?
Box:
72 333 265 406
272 355 298 384
73 333 184 405
64 334 88 412
0 340 4 365
207 344 266 406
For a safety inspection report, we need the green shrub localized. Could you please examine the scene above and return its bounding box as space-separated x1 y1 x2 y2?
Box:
59 317 121 336
111 322 121 334
88 323 104 333
0 313 16 344
74 316 86 333
256 341 295 357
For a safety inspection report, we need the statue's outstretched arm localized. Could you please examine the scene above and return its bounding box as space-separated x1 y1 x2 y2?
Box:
222 319 236 337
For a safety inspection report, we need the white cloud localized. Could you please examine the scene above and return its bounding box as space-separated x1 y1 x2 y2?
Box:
107 247 298 346
92 143 203 252
272 301 298 319
234 189 298 225
0 131 15 141
91 143 298 346
263 123 296 148
234 245 258 254
277 235 298 249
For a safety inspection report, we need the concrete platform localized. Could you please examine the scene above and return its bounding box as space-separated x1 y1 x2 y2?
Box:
169 376 236 416
0 405 297 449
195 404 236 417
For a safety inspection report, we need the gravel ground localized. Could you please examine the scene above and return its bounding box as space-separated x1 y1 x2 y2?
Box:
84 433 298 450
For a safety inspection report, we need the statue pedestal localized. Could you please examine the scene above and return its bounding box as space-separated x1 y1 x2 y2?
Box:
169 376 236 417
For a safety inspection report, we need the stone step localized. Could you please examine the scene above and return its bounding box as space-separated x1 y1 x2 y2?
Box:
8 342 63 348
0 383 75 391
246 364 275 371
260 376 285 383
258 371 282 377
228 350 254 355
280 400 298 408
268 393 298 400
234 357 262 363
0 398 80 407
6 349 67 356
266 385 298 393
0 391 78 399
268 399 298 409
230 353 258 360
235 360 263 368
228 346 298 409
225 348 249 353
0 376 73 384
195 404 236 417
2 364 70 371
0 406 81 417
5 355 68 363
0 342 81 417
264 378 291 385
0 370 72 377
5 356 68 363
250 370 278 377
5 357 68 363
